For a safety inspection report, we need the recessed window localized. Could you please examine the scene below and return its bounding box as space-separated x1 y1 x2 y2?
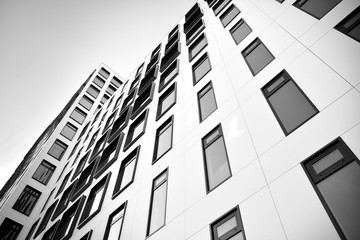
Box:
101 94 110 105
48 139 68 160
165 32 179 53
113 146 140 198
79 95 94 111
261 70 318 135
91 131 109 160
168 24 179 39
32 160 56 185
157 82 177 120
78 122 90 140
335 6 360 43
56 170 72 196
293 0 341 19
111 76 122 88
189 33 208 61
99 68 110 79
230 19 252 45
13 185 41 216
98 111 108 129
93 76 106 88
202 125 231 192
213 0 231 16
153 116 174 163
103 110 117 134
106 85 116 96
198 81 217 122
0 218 23 240
159 59 179 92
220 4 240 27
129 75 141 93
124 109 149 151
302 138 360 239
186 18 205 45
242 38 274 76
122 90 136 111
86 85 100 99
40 188 55 212
87 129 99 151
25 219 39 240
160 42 181 72
109 107 131 141
113 94 123 111
35 200 58 237
132 83 155 119
146 52 160 73
60 122 78 140
53 181 77 220
193 52 212 85
147 169 168 236
70 107 87 124
103 202 127 240
151 44 162 59
210 207 246 240
184 4 203 34
42 220 59 240
71 160 97 201
73 152 89 180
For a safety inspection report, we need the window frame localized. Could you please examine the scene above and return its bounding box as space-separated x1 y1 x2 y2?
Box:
103 201 127 240
79 95 94 111
52 180 78 221
124 109 149 152
229 18 252 45
153 116 174 163
220 4 240 27
60 122 78 141
158 59 179 93
156 82 177 121
48 139 68 160
131 82 156 120
109 106 132 143
0 218 23 240
32 160 56 185
12 185 41 216
213 0 231 16
34 200 58 238
189 32 208 62
192 52 212 85
71 159 97 201
70 107 87 125
293 0 341 20
197 81 218 122
335 6 360 43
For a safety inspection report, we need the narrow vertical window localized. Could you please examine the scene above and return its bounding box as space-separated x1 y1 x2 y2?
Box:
261 70 318 135
0 218 23 240
13 185 41 216
147 169 168 236
48 139 68 160
230 19 252 45
220 4 240 27
60 122 78 140
103 202 127 240
202 125 231 192
189 33 208 61
32 160 56 185
153 116 174 163
293 0 341 19
53 181 77 220
210 207 246 240
302 138 360 240
25 219 39 240
156 82 177 120
198 81 217 122
193 53 212 85
35 200 58 237
335 6 360 43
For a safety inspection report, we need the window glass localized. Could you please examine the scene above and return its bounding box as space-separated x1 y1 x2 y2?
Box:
159 60 179 92
48 139 68 160
213 0 231 16
56 170 72 196
157 83 176 119
125 110 148 149
189 33 208 61
335 6 360 43
60 123 78 140
293 0 341 19
32 160 56 185
211 207 246 240
242 38 274 75
96 135 121 176
106 85 116 96
0 218 23 240
154 117 173 162
35 201 57 237
230 19 252 45
101 94 110 105
70 107 87 124
193 53 211 84
220 4 240 27
104 203 126 240
93 76 106 88
79 95 94 111
198 81 217 121
99 68 110 79
86 85 100 99
53 181 77 219
13 186 41 216
111 77 122 88
25 219 39 240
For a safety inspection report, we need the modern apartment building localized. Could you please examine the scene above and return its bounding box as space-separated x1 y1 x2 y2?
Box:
1 0 359 239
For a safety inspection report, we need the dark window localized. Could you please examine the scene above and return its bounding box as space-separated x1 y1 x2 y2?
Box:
262 70 318 135
160 42 180 73
111 76 122 88
129 76 141 93
99 68 110 79
121 80 128 93
79 95 94 111
157 82 177 120
113 146 140 198
109 107 131 141
132 83 155 119
79 173 111 228
91 131 109 160
189 33 208 61
165 32 179 53
13 185 41 216
103 202 127 240
57 163 68 183
78 122 90 140
220 4 240 27
103 111 117 134
124 109 149 151
80 230 93 240
335 6 360 43
71 147 83 167
73 152 90 180
71 160 97 201
0 218 23 240
136 63 144 77
293 0 341 19
93 76 106 89
302 138 360 240
98 111 108 129
48 139 67 160
168 24 179 39
159 59 179 92
151 44 162 58
56 170 72 197
139 66 158 93
92 110 102 126
60 123 78 140
53 181 77 220
193 53 211 85
35 201 58 237
113 94 123 111
202 125 231 192
147 169 168 236
146 52 160 73
230 19 252 45
210 207 246 240
25 219 39 240
242 38 274 75
87 130 99 151
86 85 100 99
122 91 136 111
101 94 110 105
40 188 55 212
32 160 56 185
106 96 114 109
213 0 231 16
70 107 87 124
276 0 285 2
41 220 59 240
186 18 205 45
153 116 174 163
184 3 203 34
198 81 217 122
106 85 116 96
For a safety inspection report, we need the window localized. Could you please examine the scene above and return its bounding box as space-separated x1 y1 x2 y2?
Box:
193 52 211 85
106 85 116 96
184 4 203 34
198 81 217 122
160 42 181 72
202 125 231 192
121 91 136 111
53 181 77 220
220 4 240 27
103 111 117 133
87 130 99 151
113 94 123 111
213 0 231 16
13 185 41 216
111 76 122 88
293 0 341 19
159 59 179 92
103 202 127 240
147 169 168 236
79 173 111 228
78 122 90 140
91 131 109 160
25 219 39 240
92 110 102 126
41 188 55 212
48 139 68 160
0 218 23 240
86 85 100 99
109 107 131 141
302 138 360 239
42 220 59 240
113 146 140 198
35 201 58 237
230 19 252 45
99 68 110 79
98 112 108 129
335 6 360 43
132 83 155 119
151 44 162 58
186 18 205 45
71 147 83 167
70 107 87 124
129 76 140 92
71 160 97 201
146 52 160 73
261 70 318 135
165 32 179 53
210 207 246 240
73 152 89 180
57 163 68 183
60 123 78 140
80 230 93 240
124 109 149 151
153 116 174 163
168 24 179 39
32 160 56 185
101 94 110 105
136 63 144 77
56 170 72 198
157 83 176 120
189 33 208 61
79 95 94 111
93 76 106 88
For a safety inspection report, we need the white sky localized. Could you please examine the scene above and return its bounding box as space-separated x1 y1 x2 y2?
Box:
0 0 196 190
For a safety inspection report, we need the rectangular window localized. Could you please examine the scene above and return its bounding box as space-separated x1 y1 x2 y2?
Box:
213 0 231 16
60 122 78 140
109 107 131 141
193 52 212 85
13 185 41 216
103 202 127 240
198 81 217 122
132 83 155 119
242 38 274 76
202 125 231 192
32 160 56 185
220 4 240 27
87 129 99 151
48 139 67 160
159 59 179 92
113 94 123 111
101 94 110 105
230 19 252 45
157 82 176 120
151 44 162 58
129 76 140 93
121 91 136 111
79 95 94 111
78 122 90 140
124 109 149 151
136 63 144 77
335 6 360 43
106 85 116 96
302 138 360 239
146 52 160 73
35 201 57 237
71 160 97 201
147 169 168 236
261 70 318 135
0 218 23 240
91 131 109 160
168 24 179 39
186 18 205 45
189 33 208 61
93 76 106 88
293 0 341 19
160 42 181 72
99 68 110 79
86 85 100 99
210 206 246 240
111 76 122 88
53 181 78 221
153 116 174 163
70 107 87 124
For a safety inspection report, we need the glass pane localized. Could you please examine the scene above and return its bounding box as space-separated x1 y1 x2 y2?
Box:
161 64 177 87
120 157 136 190
343 11 360 29
190 37 207 59
107 216 123 240
205 137 231 190
217 216 237 237
160 90 175 114
194 57 211 83
266 76 286 93
245 43 274 75
154 172 167 189
156 124 172 159
89 188 104 216
232 21 252 44
79 97 93 110
228 232 244 240
149 182 167 234
205 129 220 145
49 143 65 159
71 109 86 124
268 80 317 134
200 88 217 120
317 161 360 240
301 0 340 19
312 149 343 174
349 23 360 42
61 124 76 140
214 0 231 15
33 163 53 184
221 6 240 27
94 76 105 88
132 120 145 141
87 86 99 98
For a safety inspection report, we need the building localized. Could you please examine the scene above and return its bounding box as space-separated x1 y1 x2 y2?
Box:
1 0 360 239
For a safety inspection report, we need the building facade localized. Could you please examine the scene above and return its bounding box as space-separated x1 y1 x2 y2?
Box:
1 0 360 239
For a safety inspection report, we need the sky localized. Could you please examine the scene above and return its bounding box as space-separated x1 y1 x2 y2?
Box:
0 0 196 190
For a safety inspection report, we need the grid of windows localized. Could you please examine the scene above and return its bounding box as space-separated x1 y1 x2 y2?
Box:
32 160 56 185
13 185 41 216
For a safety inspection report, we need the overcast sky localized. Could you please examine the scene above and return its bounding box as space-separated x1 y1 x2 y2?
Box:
0 0 196 190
